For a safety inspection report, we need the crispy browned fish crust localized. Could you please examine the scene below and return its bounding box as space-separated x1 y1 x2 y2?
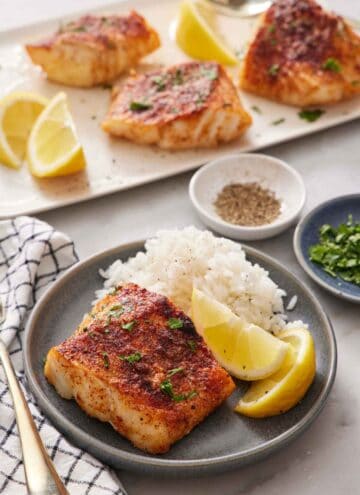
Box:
25 11 160 87
239 0 360 106
45 283 235 454
102 61 252 149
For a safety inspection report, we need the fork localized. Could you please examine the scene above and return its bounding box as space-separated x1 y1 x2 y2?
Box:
0 304 69 495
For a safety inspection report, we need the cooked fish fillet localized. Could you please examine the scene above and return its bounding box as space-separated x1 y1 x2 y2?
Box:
102 61 252 149
25 11 160 88
239 0 360 106
45 283 235 454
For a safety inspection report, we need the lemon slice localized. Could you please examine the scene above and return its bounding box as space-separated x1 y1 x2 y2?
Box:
0 92 48 169
191 289 288 380
176 0 238 65
235 327 316 418
27 92 86 178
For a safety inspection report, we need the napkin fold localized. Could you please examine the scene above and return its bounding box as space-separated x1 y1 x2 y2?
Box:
0 216 126 495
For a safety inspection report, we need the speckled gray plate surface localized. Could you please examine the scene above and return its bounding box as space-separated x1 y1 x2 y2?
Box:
24 241 337 476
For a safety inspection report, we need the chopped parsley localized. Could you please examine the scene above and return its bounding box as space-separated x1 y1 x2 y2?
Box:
187 340 197 352
160 378 197 402
268 24 276 33
322 57 341 73
102 352 110 368
173 69 184 85
152 75 166 91
168 317 183 329
70 25 87 32
119 351 142 363
351 80 360 87
251 105 262 114
298 108 324 122
271 118 285 125
167 367 184 377
309 215 360 286
201 67 218 80
82 326 88 333
110 304 123 312
268 64 280 76
122 321 135 331
129 101 153 111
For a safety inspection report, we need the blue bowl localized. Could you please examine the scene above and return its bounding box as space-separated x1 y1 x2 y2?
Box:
294 194 360 303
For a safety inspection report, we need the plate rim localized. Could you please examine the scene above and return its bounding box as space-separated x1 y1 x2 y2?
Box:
293 193 360 304
24 240 337 474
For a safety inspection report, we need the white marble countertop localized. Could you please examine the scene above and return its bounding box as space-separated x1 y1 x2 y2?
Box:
3 1 360 493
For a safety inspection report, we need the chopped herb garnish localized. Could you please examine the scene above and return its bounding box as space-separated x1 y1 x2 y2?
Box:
268 64 280 76
351 80 360 87
170 107 179 114
110 304 122 311
102 352 110 368
268 24 276 33
270 39 278 46
195 94 205 105
251 105 262 114
107 305 124 320
122 321 135 331
159 378 197 402
160 378 173 397
173 69 183 85
160 378 197 402
152 75 166 91
309 215 360 286
83 326 88 333
322 57 341 73
168 317 183 329
201 67 218 80
119 351 142 363
70 25 87 32
129 101 153 111
271 118 285 125
187 340 197 352
298 108 324 122
167 367 184 377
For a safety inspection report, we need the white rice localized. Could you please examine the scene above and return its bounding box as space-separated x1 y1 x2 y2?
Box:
97 227 302 334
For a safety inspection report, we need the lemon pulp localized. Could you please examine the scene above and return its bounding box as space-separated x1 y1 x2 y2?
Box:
235 327 316 417
27 92 86 178
0 92 48 169
191 288 288 380
176 0 238 65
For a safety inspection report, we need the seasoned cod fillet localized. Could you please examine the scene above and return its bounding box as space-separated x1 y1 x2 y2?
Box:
102 61 252 149
45 283 235 454
25 11 160 88
239 0 360 106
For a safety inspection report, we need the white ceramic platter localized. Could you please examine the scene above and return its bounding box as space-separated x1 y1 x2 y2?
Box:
0 0 359 218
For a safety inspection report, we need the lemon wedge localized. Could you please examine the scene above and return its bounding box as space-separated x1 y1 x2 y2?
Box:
176 0 238 65
191 289 289 380
0 92 48 169
27 92 86 178
235 327 316 418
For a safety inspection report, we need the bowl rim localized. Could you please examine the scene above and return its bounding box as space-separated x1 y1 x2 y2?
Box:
189 153 306 234
293 193 360 304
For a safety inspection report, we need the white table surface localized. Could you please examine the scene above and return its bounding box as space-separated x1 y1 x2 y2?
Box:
3 1 360 494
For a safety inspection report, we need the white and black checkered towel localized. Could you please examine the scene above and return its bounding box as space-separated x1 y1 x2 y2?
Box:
0 216 126 495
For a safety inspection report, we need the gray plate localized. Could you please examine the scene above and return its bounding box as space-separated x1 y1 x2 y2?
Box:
24 241 337 476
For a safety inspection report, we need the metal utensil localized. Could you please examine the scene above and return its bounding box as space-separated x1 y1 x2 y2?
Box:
0 304 69 495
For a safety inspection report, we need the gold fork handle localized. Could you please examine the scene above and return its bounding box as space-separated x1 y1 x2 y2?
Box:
0 341 69 495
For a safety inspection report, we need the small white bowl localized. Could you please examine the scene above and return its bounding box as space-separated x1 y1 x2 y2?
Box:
189 153 306 241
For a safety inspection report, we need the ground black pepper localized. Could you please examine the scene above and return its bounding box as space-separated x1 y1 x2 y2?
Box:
214 182 281 227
